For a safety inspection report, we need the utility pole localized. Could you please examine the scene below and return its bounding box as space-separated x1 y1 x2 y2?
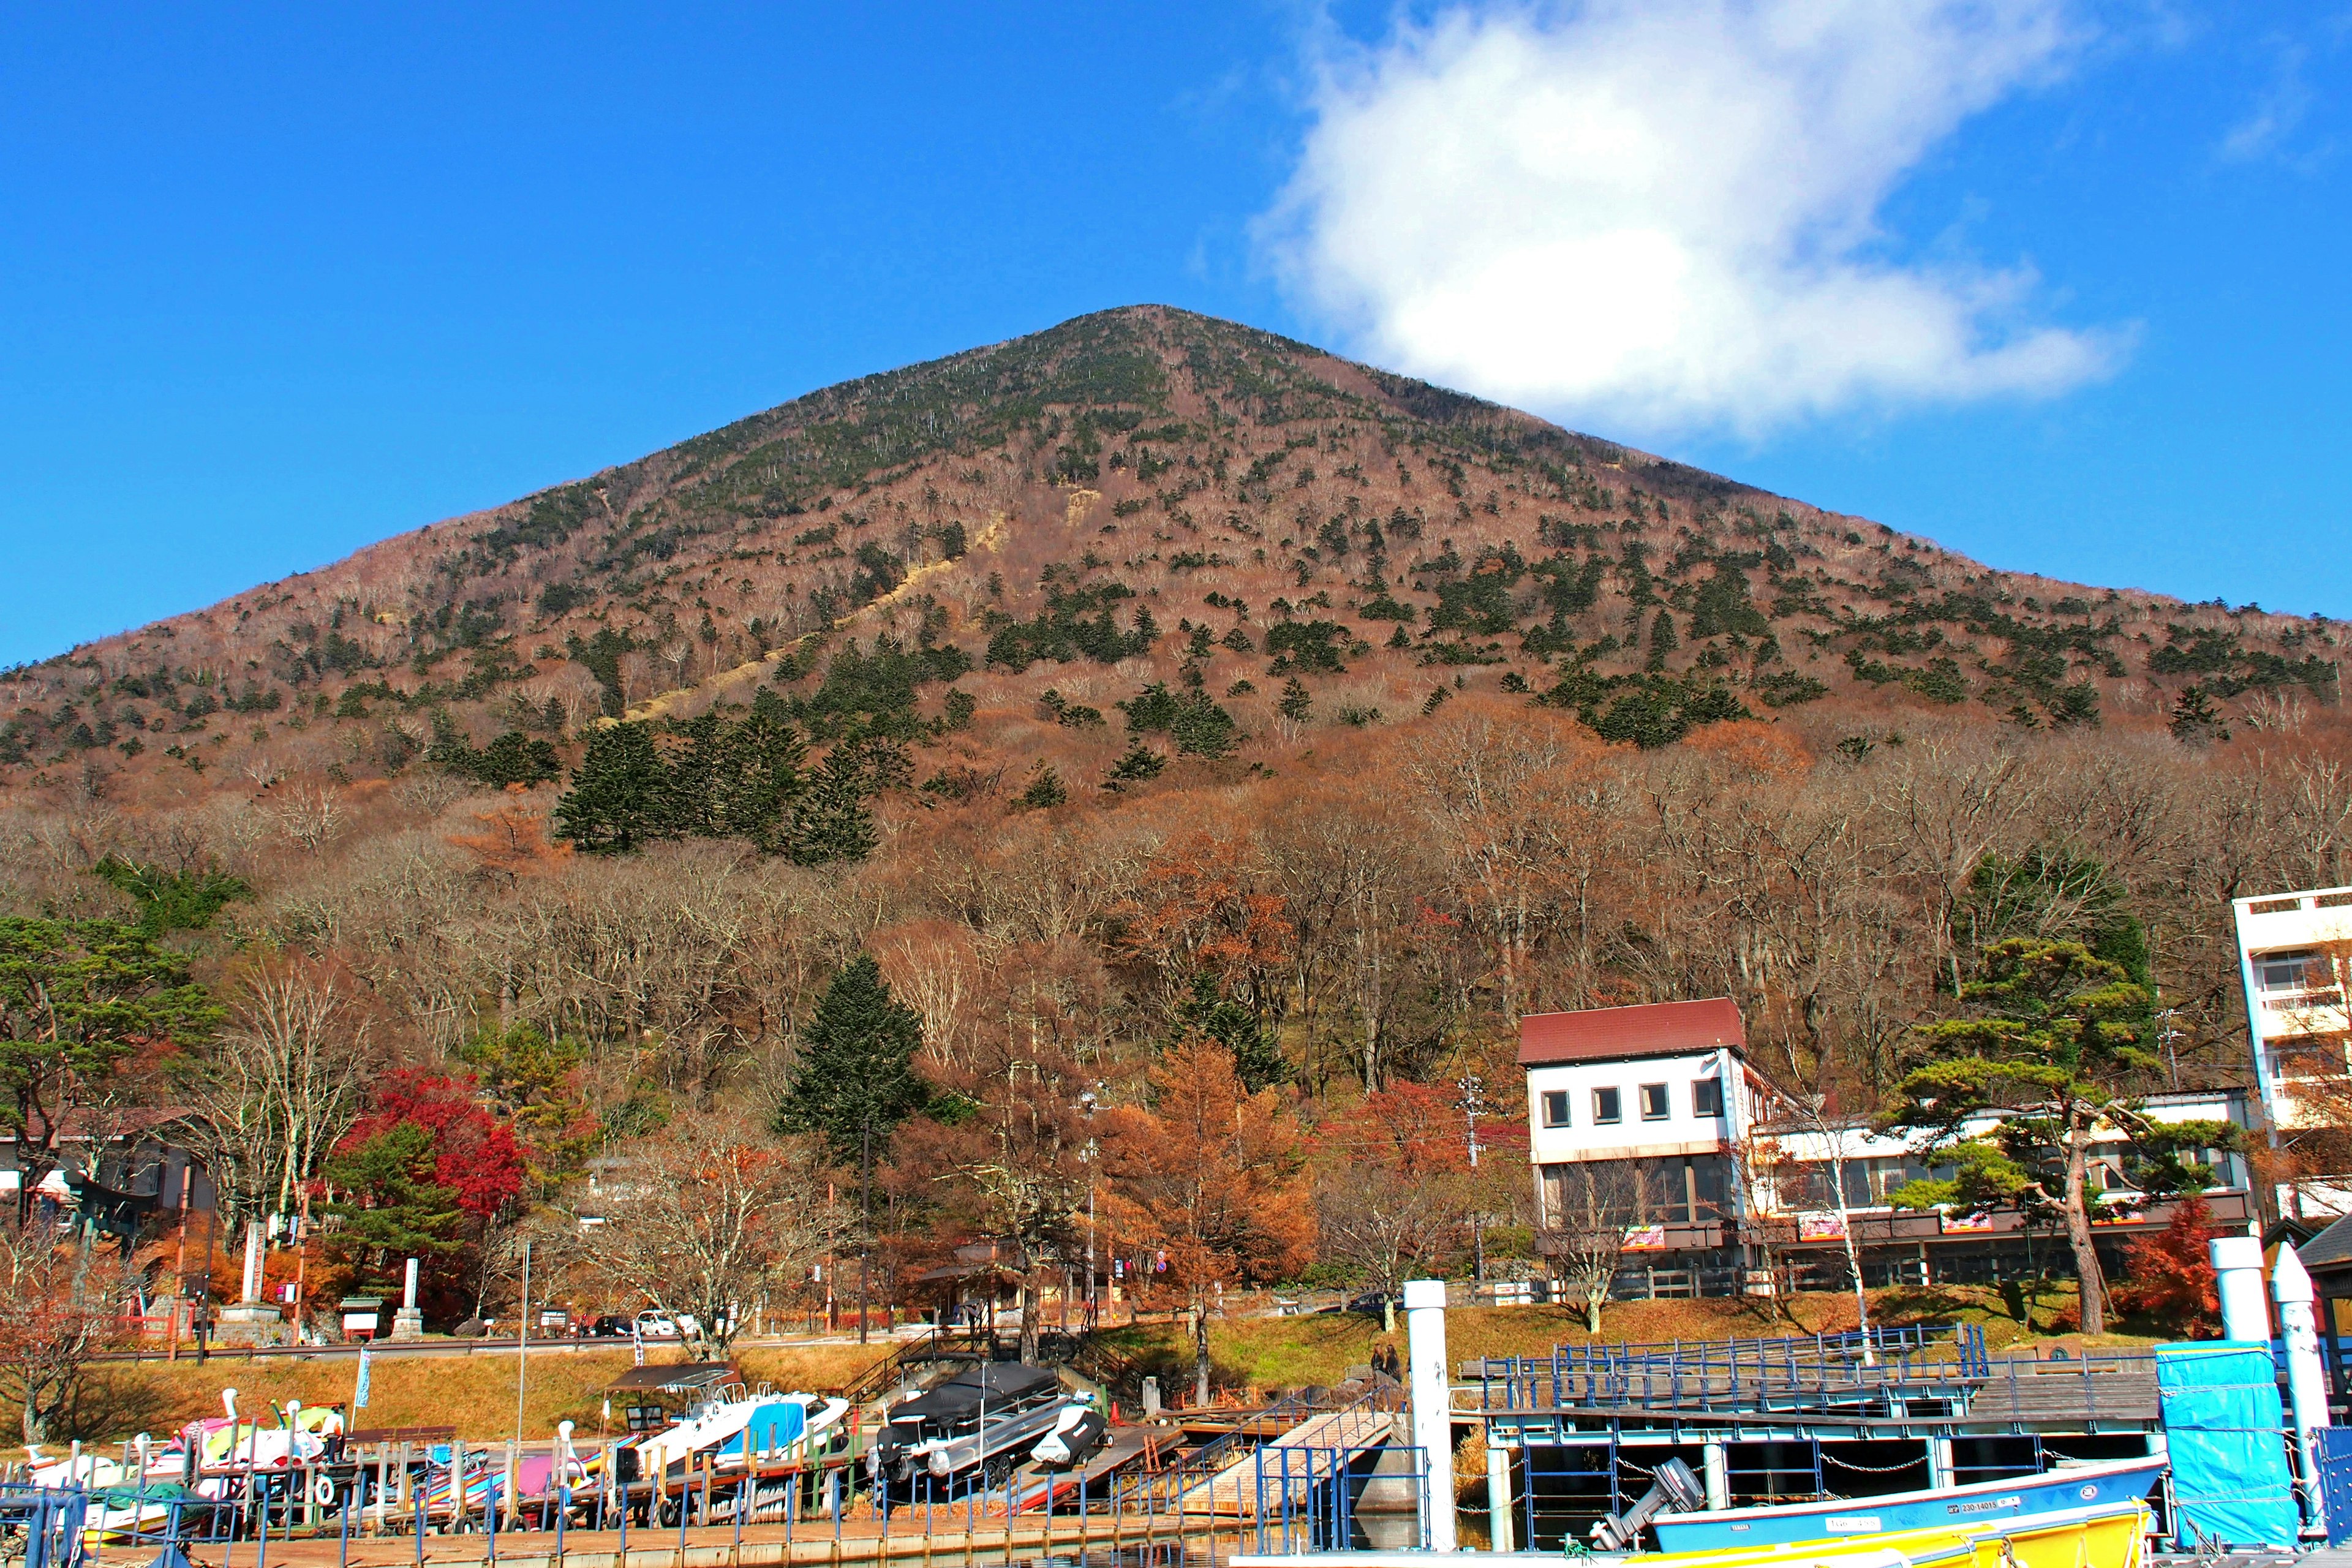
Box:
1081 1087 1099 1330
1459 1075 1487 1284
514 1239 532 1446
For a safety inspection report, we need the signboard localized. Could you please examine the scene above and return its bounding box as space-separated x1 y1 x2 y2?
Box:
1623 1225 1668 1250
1940 1210 1994 1233
1797 1212 1847 1241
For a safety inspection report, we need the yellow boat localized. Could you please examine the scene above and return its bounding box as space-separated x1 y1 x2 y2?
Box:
1229 1498 2152 1568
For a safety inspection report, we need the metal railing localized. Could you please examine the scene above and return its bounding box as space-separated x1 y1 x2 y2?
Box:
1461 1324 1992 1417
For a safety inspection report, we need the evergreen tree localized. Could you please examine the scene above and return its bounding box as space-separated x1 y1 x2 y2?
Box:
1103 742 1167 790
774 954 929 1340
554 723 671 853
788 744 879 865
1887 937 2239 1335
1647 608 1678 668
1276 677 1313 723
1014 761 1068 810
322 1121 466 1286
1174 970 1289 1092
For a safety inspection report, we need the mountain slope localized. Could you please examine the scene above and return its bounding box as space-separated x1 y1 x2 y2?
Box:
1 304 2338 798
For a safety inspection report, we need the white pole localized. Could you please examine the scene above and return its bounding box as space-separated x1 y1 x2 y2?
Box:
1404 1278 1457 1552
2274 1242 2330 1531
2212 1235 2270 1342
516 1240 532 1446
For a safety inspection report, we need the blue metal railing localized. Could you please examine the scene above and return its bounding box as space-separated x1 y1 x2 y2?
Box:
1464 1323 1994 1417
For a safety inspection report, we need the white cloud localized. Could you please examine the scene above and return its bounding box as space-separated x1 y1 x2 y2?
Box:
1264 0 2129 439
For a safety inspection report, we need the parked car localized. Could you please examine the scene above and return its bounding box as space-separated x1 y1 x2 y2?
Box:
587 1314 631 1338
634 1310 697 1339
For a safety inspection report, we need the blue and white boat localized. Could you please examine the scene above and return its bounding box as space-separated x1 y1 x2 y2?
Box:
1651 1455 2165 1552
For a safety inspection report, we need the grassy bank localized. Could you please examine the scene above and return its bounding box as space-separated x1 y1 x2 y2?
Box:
42 1342 895 1452
29 1281 2150 1448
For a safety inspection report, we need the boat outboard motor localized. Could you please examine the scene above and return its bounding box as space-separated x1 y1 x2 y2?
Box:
1589 1457 1706 1550
1030 1403 1108 1468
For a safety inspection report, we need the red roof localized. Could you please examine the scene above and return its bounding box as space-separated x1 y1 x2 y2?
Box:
1518 998 1746 1067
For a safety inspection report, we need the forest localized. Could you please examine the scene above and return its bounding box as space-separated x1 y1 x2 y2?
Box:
0 306 2345 1426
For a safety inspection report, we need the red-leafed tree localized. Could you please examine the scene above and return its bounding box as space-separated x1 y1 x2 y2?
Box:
340 1070 526 1219
325 1070 527 1319
2109 1194 2222 1337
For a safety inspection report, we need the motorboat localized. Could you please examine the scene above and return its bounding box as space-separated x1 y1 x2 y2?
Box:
872 1362 1088 1490
1649 1455 2165 1553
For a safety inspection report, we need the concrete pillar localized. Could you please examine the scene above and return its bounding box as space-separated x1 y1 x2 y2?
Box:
239 1221 265 1302
1404 1278 1457 1552
2212 1235 2269 1342
1487 1444 1515 1553
390 1256 425 1340
1702 1441 1730 1510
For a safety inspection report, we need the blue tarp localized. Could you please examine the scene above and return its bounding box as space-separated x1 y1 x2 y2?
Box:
2156 1341 2300 1549
721 1400 807 1458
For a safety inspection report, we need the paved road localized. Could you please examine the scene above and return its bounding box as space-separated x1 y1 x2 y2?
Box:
97 1329 929 1366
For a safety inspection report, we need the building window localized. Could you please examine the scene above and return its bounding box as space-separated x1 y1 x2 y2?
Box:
2261 951 2325 994
1540 1090 1571 1128
1693 1079 1724 1117
1593 1087 1622 1125
1640 1084 1670 1121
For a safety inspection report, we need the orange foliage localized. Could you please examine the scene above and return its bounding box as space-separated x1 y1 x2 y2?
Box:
1116 830 1292 987
447 786 573 885
1683 719 1812 778
1099 1038 1314 1302
2108 1195 2222 1336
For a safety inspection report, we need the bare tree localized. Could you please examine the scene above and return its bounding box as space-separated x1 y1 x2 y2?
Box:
0 1224 128 1442
593 1113 836 1351
180 961 373 1234
275 785 342 856
1542 1163 1639 1334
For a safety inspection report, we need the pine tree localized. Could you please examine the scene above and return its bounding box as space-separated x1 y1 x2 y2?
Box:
1103 742 1167 790
788 745 878 865
774 955 929 1340
1276 677 1313 723
554 722 671 853
1014 761 1068 810
1174 970 1289 1091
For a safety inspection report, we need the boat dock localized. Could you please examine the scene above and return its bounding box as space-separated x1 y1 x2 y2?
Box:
1460 1325 2167 1552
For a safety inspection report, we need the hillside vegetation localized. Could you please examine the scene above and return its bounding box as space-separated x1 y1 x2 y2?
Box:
0 307 2344 1369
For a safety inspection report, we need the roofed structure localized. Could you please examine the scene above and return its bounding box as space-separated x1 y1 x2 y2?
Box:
1517 997 1746 1067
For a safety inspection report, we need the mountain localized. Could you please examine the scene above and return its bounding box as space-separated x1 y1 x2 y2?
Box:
4 304 2337 800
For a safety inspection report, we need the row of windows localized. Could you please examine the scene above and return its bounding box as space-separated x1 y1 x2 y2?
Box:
1537 1155 1732 1226
1540 1079 1723 1129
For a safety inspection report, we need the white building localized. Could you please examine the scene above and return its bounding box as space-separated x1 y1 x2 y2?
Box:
1520 997 2254 1296
2231 884 2352 1216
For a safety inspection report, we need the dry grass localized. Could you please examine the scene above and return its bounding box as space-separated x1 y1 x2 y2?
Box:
31 1340 897 1452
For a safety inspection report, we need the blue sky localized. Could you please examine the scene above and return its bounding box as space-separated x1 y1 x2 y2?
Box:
2 1 2347 665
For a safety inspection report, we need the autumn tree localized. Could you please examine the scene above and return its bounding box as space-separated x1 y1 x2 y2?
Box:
0 1221 132 1441
2108 1193 2222 1336
891 940 1100 1362
323 1071 527 1313
596 1112 836 1351
1102 1038 1313 1405
1316 1082 1476 1325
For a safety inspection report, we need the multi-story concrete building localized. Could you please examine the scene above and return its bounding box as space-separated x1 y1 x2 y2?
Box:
2232 884 2352 1216
1521 997 2254 1297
